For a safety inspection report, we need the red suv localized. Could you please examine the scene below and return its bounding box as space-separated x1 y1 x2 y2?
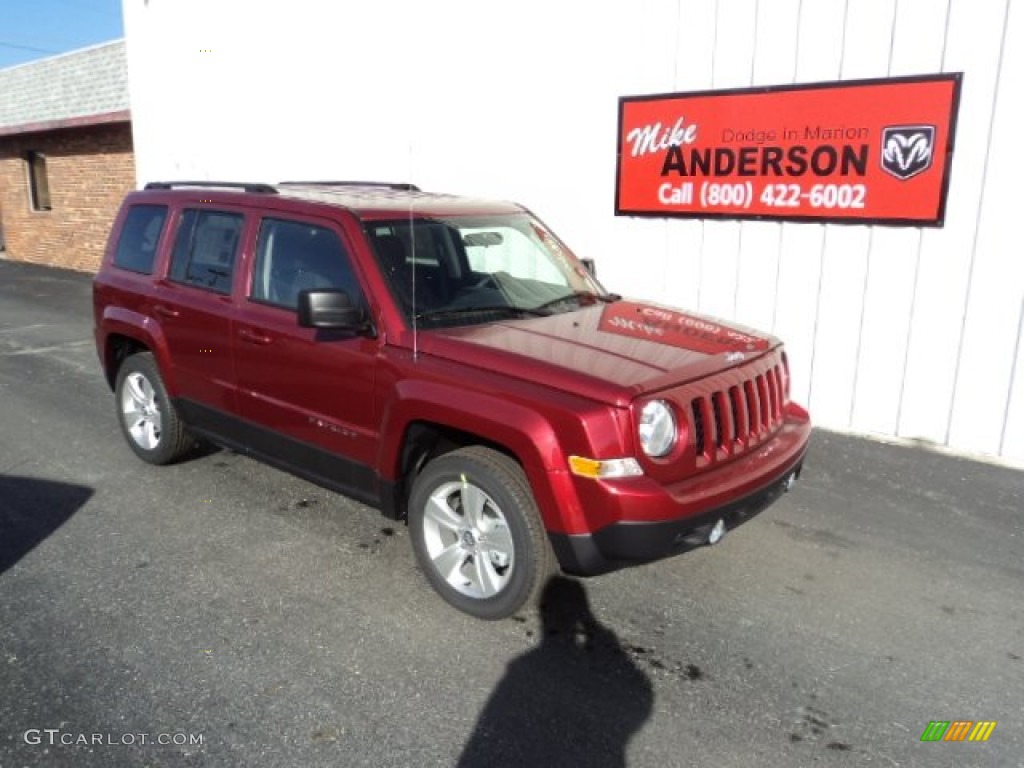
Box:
93 181 810 619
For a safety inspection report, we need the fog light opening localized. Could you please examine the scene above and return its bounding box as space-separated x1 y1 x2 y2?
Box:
707 519 726 545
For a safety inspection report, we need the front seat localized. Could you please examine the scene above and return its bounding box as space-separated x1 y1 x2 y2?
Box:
373 234 438 312
288 233 336 305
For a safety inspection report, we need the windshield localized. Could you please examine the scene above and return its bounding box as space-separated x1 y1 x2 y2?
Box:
364 214 612 328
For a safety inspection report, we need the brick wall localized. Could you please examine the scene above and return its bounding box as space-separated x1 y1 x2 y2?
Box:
0 122 134 272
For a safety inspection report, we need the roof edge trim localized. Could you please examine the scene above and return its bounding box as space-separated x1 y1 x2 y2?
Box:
0 109 131 139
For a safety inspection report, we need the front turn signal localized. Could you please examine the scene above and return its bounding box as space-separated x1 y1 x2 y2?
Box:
568 455 644 479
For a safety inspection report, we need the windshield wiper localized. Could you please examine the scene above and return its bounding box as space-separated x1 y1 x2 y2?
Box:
414 305 550 322
533 291 620 313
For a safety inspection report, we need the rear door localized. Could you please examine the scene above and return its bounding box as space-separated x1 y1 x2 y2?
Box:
232 213 381 485
154 206 248 419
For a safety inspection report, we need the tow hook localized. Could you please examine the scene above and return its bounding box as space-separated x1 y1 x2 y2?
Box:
784 471 797 492
707 518 726 545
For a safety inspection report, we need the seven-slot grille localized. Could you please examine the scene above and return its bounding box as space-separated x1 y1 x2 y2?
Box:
691 362 787 466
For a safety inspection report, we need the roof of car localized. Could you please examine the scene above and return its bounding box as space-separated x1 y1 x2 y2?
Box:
139 181 527 219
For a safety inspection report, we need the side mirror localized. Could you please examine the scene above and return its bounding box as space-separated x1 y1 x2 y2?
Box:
297 290 366 331
580 258 597 278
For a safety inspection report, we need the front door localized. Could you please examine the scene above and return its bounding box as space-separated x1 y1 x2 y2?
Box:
232 214 380 493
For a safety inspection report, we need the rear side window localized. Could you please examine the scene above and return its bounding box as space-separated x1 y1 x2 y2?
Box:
113 205 167 274
251 218 362 310
169 209 244 294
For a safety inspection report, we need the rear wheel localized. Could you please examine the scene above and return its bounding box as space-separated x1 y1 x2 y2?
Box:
115 352 192 465
408 446 553 620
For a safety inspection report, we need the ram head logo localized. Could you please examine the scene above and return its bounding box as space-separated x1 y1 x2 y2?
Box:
881 125 936 180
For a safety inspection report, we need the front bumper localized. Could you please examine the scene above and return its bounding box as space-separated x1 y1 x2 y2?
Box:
546 408 810 576
549 458 803 575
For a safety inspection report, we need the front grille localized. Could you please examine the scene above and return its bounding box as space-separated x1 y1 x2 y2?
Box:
690 363 786 465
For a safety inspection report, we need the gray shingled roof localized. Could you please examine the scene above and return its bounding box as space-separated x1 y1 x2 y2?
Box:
0 39 128 131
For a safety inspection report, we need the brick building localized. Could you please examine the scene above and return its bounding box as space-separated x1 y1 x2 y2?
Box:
0 40 134 272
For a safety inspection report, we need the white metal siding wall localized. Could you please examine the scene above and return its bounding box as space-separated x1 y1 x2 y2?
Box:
123 0 1024 462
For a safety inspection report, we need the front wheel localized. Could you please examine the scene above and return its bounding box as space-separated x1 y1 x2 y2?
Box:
408 446 553 620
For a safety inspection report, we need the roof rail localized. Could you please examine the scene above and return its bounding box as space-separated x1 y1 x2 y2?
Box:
144 181 278 194
278 181 421 192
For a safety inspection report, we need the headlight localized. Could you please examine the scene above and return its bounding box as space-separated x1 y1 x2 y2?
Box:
638 400 677 457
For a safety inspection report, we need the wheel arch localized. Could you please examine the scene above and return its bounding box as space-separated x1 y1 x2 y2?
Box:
379 383 576 531
99 307 177 394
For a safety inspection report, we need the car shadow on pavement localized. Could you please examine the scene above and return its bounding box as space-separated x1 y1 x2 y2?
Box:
0 474 92 574
457 575 654 768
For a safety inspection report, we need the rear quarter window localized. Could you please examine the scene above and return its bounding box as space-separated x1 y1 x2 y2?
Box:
113 205 168 274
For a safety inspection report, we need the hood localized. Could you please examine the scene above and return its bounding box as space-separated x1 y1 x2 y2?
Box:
418 299 778 406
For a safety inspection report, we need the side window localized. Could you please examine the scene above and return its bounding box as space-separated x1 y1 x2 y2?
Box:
168 209 244 294
113 205 168 274
251 218 362 310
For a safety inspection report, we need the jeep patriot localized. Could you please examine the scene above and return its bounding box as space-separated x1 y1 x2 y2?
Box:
93 181 811 619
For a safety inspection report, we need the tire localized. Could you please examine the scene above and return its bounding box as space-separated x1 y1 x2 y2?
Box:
114 352 193 465
408 446 554 620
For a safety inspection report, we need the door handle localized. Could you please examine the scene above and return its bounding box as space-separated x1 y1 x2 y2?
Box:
153 304 180 319
238 328 272 345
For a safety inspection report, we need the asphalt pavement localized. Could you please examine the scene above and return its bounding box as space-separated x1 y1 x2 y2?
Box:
0 258 1021 768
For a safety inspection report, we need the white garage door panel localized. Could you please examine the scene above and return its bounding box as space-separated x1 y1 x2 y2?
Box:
676 1 717 90
712 0 756 90
1003 301 1024 462
734 222 783 334
808 227 871 429
839 0 897 80
948 0 1021 455
665 222 705 310
698 221 742 319
851 228 921 436
896 0 1009 448
889 0 951 76
794 0 845 81
993 1 1024 462
897 230 976 445
772 224 825 408
751 0 802 86
603 219 669 304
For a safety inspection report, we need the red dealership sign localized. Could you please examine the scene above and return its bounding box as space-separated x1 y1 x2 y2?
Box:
616 74 962 226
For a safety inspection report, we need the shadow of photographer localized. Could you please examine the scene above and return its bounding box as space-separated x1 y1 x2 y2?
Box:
458 575 654 768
